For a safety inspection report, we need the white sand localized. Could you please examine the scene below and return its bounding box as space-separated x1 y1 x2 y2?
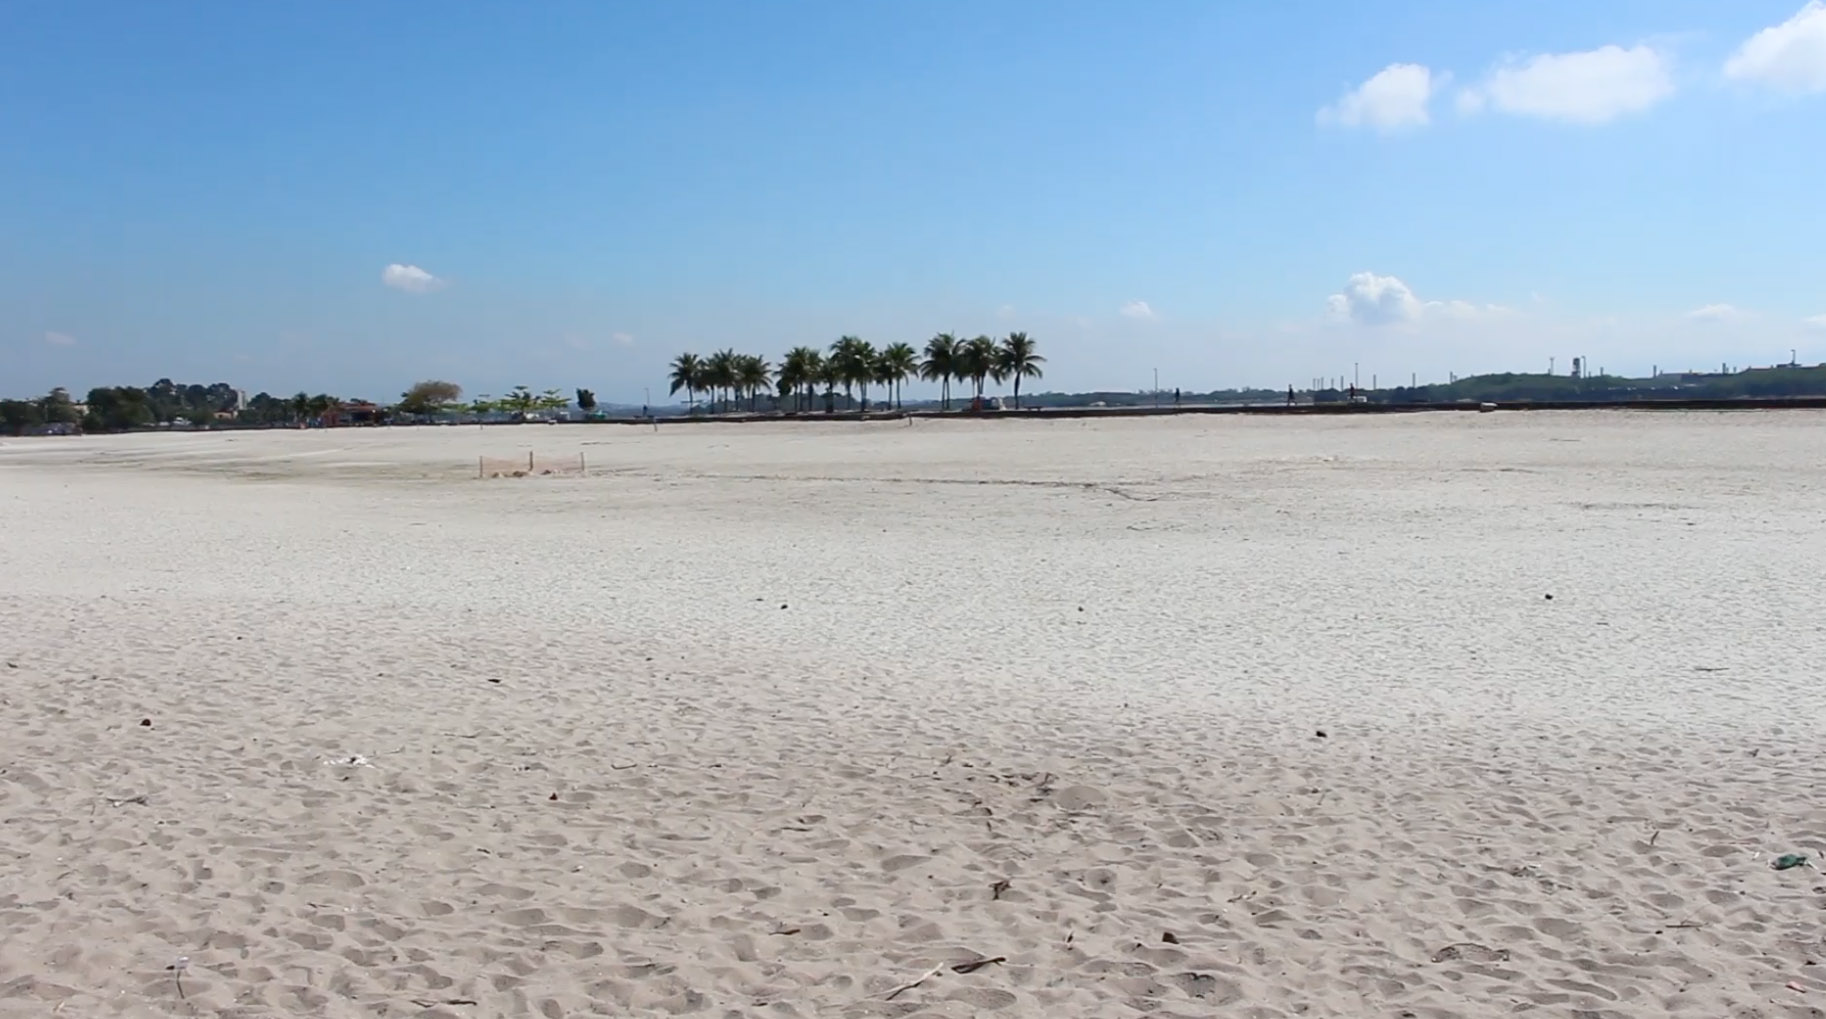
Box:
3 411 1825 1018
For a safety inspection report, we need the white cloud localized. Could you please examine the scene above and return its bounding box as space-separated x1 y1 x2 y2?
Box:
1686 303 1749 323
1805 313 1826 329
381 263 446 294
43 331 76 347
1325 272 1509 327
612 331 635 346
1458 45 1674 123
1328 272 1422 325
1725 2 1826 93
995 304 1017 321
1318 63 1440 132
1119 300 1157 321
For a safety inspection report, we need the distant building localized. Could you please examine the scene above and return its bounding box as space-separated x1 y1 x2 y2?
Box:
322 401 384 427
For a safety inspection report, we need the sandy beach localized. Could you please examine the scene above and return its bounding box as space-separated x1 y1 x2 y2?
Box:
3 411 1825 1018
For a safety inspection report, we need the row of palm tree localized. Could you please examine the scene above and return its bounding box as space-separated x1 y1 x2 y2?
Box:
668 333 1044 413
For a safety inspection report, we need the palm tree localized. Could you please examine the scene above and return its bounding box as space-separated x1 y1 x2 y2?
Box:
996 332 1045 409
669 353 703 411
706 348 740 412
736 355 773 412
920 333 959 411
818 358 843 413
878 342 918 409
780 346 821 412
828 336 869 410
307 393 336 425
778 349 804 411
291 391 311 425
960 335 1001 403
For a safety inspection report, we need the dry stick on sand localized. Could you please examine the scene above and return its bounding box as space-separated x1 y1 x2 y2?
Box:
884 963 947 1001
883 956 1007 1000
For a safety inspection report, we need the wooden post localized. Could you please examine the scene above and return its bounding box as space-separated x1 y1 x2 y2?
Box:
528 451 534 473
579 452 586 476
478 456 483 479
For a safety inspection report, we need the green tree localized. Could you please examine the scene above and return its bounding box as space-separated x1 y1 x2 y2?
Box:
921 333 960 410
291 392 312 425
503 385 536 418
736 355 773 412
398 380 463 416
1 398 45 435
39 387 78 426
877 342 918 410
818 357 842 413
84 387 154 432
996 332 1045 409
777 349 803 412
828 336 878 410
668 353 703 411
959 335 1002 402
705 349 740 412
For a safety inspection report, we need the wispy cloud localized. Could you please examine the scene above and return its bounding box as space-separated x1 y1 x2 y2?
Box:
612 331 635 347
1119 300 1157 321
1726 2 1826 94
1685 303 1749 323
1805 313 1826 329
43 331 76 347
381 263 447 294
995 304 1017 322
1318 63 1440 133
1458 44 1674 124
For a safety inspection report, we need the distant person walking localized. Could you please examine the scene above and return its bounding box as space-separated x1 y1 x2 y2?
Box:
1287 385 1296 406
1174 387 1181 407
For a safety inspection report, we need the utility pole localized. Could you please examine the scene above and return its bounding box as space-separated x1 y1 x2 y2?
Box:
1353 363 1359 389
1153 368 1159 407
1549 357 1555 375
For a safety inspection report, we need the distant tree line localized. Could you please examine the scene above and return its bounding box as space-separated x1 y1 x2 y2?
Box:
1366 365 1826 405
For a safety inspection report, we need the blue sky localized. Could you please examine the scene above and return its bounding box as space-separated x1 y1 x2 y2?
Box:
4 0 1825 402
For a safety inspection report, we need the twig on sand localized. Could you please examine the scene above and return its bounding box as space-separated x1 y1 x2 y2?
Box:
884 963 947 1001
107 795 149 807
1648 829 1661 848
951 956 1006 975
412 999 478 1008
